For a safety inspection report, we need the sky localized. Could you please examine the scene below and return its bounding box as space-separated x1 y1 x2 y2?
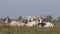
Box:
0 0 60 19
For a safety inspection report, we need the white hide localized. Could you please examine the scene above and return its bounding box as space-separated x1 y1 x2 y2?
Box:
5 19 25 27
5 18 9 24
15 22 25 26
9 21 26 27
27 16 43 23
26 21 38 27
39 18 43 23
9 21 16 26
27 16 37 22
43 22 54 28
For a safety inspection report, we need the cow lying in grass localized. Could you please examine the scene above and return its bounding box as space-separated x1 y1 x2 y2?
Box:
38 22 55 28
4 17 26 27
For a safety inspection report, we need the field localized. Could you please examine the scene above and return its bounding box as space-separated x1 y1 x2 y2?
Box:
0 21 60 34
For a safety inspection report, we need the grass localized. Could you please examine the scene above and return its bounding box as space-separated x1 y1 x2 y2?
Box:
0 22 60 34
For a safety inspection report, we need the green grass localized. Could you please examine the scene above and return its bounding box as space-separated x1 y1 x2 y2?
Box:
0 26 60 34
0 22 60 34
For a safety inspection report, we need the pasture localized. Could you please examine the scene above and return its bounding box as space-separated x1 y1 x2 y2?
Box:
0 21 60 34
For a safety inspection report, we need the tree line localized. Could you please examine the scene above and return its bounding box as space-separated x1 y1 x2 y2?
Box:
0 15 60 23
42 15 60 23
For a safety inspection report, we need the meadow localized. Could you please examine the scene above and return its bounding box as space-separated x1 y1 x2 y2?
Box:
0 21 60 34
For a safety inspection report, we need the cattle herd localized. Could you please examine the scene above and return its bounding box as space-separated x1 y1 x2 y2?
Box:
2 16 55 28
